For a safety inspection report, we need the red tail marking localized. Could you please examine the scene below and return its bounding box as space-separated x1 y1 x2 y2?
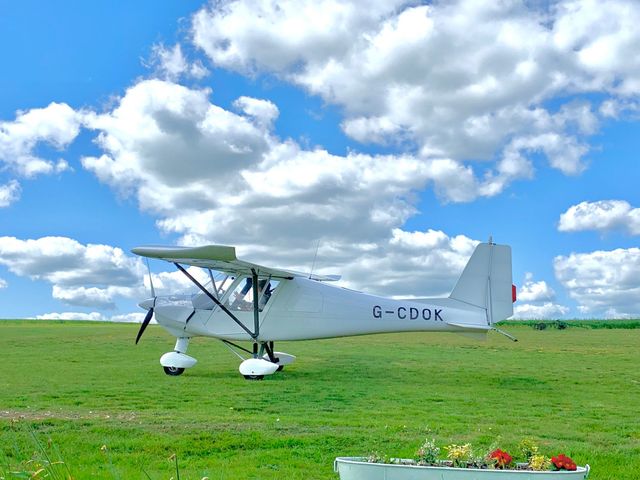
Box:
512 284 517 303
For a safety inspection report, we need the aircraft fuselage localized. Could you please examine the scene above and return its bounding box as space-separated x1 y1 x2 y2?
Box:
153 276 486 341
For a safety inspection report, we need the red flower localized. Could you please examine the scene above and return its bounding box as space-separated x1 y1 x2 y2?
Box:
551 454 577 471
489 449 513 469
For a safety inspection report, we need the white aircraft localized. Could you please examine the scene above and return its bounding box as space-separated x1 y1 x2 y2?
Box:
132 239 515 379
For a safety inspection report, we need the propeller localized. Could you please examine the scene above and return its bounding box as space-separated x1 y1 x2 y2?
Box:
135 306 154 344
135 259 156 344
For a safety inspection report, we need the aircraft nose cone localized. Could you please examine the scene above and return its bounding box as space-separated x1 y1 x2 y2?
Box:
138 298 155 310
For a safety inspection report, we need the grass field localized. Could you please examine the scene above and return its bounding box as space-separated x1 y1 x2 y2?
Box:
1 321 639 479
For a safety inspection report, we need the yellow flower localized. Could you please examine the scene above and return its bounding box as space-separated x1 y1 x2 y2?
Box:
445 443 472 466
529 454 551 471
519 438 539 460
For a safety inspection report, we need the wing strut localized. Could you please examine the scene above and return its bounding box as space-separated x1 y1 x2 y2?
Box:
173 262 259 340
251 268 260 338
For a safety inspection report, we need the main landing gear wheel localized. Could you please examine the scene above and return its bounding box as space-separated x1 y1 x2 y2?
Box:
163 366 185 376
243 374 264 380
276 365 284 372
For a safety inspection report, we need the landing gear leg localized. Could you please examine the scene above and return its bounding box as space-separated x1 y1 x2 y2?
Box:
271 342 284 371
264 341 283 371
175 337 189 353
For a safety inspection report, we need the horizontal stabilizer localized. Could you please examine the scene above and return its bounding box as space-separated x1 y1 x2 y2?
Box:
447 322 492 331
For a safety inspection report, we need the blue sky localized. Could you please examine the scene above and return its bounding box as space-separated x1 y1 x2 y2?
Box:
1 0 639 321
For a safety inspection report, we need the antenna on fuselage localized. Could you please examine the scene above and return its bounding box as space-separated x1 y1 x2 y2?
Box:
309 239 320 279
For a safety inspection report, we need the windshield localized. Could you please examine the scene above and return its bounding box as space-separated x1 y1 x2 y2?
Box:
190 272 235 310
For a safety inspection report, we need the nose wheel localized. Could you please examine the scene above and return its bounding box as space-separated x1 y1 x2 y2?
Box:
160 338 196 376
163 366 185 376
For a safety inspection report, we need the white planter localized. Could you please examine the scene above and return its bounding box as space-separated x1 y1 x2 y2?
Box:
334 457 590 480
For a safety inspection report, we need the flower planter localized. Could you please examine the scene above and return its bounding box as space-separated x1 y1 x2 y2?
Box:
334 457 590 480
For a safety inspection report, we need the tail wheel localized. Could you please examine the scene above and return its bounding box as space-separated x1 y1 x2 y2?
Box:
243 374 264 380
163 366 185 376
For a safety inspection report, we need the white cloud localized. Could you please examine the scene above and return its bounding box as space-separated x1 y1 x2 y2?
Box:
513 302 570 319
0 236 142 286
0 277 7 289
192 0 401 73
553 0 640 95
518 272 556 302
34 311 147 322
36 311 106 321
422 159 479 203
554 248 640 317
512 272 567 319
233 96 279 128
599 98 640 118
191 0 640 198
82 80 272 214
0 180 21 207
110 312 146 323
51 285 137 310
0 102 81 177
349 228 479 296
148 43 209 81
0 236 144 308
558 200 640 234
146 266 210 296
503 133 588 176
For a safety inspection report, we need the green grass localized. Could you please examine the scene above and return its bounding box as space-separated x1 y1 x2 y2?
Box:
1 320 639 479
500 319 640 329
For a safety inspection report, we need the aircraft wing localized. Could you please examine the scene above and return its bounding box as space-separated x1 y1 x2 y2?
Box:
131 245 341 281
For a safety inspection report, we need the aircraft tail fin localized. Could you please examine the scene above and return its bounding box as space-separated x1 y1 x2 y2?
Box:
449 241 514 325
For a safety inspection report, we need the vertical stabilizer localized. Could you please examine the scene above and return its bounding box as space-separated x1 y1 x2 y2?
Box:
449 242 513 324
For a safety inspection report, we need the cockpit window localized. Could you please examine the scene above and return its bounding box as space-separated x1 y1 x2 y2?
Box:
258 279 279 311
190 272 279 311
215 275 234 297
225 277 279 312
191 272 235 310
